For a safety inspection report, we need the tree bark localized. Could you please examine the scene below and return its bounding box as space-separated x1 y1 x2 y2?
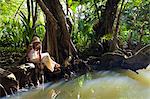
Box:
94 0 120 37
122 44 150 71
27 0 31 23
37 0 77 63
111 0 125 51
36 0 59 61
93 0 121 52
89 44 150 72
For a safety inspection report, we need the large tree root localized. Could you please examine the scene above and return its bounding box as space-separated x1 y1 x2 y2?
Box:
88 44 150 71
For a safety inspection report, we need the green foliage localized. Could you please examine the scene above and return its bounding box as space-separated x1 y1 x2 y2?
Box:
20 11 34 44
70 0 105 51
0 0 149 52
0 19 24 47
120 0 150 45
68 0 149 52
0 0 45 48
0 0 21 16
19 11 45 44
101 34 113 42
0 15 45 48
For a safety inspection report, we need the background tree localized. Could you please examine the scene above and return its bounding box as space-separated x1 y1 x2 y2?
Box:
120 0 150 52
93 0 121 52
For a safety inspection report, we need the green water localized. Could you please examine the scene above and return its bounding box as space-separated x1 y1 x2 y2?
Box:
12 69 150 99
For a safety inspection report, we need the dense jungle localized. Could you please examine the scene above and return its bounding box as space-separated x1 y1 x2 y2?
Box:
0 0 150 98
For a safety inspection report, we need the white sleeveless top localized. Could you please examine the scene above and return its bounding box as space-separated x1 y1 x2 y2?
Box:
28 48 40 62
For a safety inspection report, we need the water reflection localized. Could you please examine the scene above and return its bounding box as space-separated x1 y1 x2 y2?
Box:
10 69 150 99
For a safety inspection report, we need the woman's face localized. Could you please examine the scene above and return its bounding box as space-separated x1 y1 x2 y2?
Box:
33 42 40 50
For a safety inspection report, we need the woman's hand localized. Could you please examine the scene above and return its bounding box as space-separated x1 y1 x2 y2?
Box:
55 64 60 68
54 64 61 71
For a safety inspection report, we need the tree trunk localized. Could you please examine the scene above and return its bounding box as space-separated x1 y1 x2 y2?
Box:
93 0 121 52
127 32 133 49
36 0 59 62
37 0 77 63
111 0 125 51
27 0 31 23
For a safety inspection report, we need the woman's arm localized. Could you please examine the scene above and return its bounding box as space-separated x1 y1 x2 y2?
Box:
38 44 42 61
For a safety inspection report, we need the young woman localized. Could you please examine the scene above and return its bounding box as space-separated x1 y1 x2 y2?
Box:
27 36 60 72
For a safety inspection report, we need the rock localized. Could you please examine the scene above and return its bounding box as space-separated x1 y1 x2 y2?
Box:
0 61 7 65
7 63 36 89
0 68 19 97
12 52 22 57
7 58 15 64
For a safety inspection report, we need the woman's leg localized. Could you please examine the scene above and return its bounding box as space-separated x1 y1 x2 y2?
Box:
41 52 58 72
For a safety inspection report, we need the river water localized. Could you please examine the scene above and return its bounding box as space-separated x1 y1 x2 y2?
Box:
9 68 150 99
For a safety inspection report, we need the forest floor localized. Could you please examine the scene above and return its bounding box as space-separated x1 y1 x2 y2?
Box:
0 51 23 67
0 51 25 68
